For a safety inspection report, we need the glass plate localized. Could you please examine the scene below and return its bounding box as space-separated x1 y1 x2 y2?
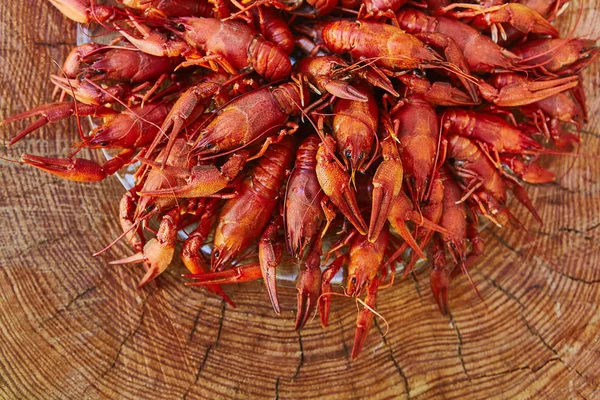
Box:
76 21 425 287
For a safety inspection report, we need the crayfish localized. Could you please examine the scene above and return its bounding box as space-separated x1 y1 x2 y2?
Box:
2 0 598 360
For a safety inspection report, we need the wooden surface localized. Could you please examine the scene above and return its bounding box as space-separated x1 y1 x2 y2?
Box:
1 2 600 399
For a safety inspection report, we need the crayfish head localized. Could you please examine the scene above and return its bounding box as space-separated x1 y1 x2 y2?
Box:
193 129 222 156
339 141 371 182
347 272 370 298
347 228 389 296
572 39 599 62
445 238 466 266
211 244 237 272
87 123 130 149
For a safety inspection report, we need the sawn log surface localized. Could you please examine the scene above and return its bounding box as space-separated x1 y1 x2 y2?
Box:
1 2 599 399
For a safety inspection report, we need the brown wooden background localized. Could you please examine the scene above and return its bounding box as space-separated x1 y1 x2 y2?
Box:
1 2 600 399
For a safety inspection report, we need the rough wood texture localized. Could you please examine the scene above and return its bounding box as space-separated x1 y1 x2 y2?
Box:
1 2 600 399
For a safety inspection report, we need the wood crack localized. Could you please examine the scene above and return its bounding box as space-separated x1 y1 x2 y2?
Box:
274 376 280 400
104 309 147 376
188 308 202 343
521 319 594 387
550 269 600 285
64 286 96 310
558 227 593 241
291 330 304 382
487 275 599 391
81 289 154 397
488 278 525 309
468 357 560 381
215 299 226 347
548 181 582 195
374 320 411 400
488 231 519 254
490 231 600 284
337 315 351 362
449 314 469 378
6 236 66 264
39 284 98 326
411 273 423 302
182 345 212 400
33 41 71 48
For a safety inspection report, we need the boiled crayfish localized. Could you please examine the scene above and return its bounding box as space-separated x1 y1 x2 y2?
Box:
1 0 597 360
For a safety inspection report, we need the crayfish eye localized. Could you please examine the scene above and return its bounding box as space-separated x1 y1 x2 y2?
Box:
99 141 109 147
350 276 357 284
205 143 215 149
358 152 364 161
409 176 416 185
145 205 154 213
213 251 220 258
414 69 426 78
332 63 343 71
450 243 456 250
345 150 352 159
170 21 186 31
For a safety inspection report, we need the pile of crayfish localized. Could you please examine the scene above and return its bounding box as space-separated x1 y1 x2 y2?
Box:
2 0 597 359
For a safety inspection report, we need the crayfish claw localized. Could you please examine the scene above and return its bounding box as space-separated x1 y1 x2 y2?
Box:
480 75 579 107
503 157 556 185
185 263 263 285
2 102 114 146
295 267 321 330
21 154 108 182
109 238 174 289
294 269 321 330
181 234 236 307
323 80 368 102
109 252 145 265
259 222 283 314
351 277 381 361
114 209 178 288
358 68 399 98
22 148 134 182
318 254 345 328
368 133 403 242
424 82 478 106
48 0 114 24
342 190 369 235
295 236 323 329
295 264 322 330
430 267 450 315
316 136 368 235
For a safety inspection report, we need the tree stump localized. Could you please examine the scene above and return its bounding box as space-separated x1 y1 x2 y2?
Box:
1 2 599 399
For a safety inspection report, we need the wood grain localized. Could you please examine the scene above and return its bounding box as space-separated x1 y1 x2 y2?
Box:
1 2 600 399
